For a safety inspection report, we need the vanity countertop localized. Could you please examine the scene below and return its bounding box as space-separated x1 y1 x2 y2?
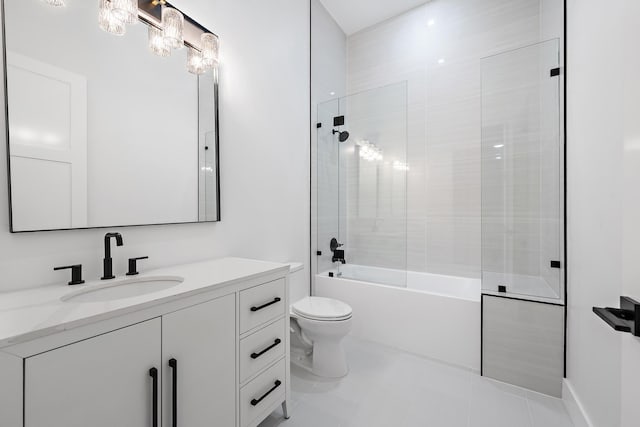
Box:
0 257 289 349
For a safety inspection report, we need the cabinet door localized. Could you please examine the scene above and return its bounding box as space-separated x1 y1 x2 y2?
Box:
25 318 161 427
163 294 236 427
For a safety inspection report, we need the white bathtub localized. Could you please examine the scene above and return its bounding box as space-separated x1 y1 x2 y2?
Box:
315 265 481 371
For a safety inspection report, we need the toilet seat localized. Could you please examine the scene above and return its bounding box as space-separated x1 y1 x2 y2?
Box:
292 297 352 321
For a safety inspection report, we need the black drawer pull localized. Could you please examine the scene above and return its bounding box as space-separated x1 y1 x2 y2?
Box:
251 339 282 359
149 367 158 427
251 297 281 312
250 380 282 406
169 358 178 427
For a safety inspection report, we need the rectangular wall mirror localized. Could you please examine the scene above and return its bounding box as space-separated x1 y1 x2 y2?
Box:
2 0 220 232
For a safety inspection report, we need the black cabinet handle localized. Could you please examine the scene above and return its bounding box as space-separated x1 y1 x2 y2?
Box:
149 367 158 427
251 297 281 312
169 358 178 427
251 339 282 359
250 380 282 406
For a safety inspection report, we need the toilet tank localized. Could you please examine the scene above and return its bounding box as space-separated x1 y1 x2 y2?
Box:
288 262 308 304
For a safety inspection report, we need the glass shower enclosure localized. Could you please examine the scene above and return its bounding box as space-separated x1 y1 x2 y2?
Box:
315 82 408 287
480 39 564 301
313 39 564 303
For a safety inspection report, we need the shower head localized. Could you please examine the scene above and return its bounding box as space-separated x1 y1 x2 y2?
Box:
332 129 350 142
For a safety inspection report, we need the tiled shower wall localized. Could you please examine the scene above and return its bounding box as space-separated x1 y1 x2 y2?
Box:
344 0 563 278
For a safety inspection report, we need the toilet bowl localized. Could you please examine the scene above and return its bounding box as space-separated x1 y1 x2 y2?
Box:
290 296 353 378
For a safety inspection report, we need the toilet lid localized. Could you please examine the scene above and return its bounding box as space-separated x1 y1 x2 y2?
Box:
292 297 352 321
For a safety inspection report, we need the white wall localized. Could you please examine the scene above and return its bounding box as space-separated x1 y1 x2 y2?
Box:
620 3 640 424
0 0 310 293
565 1 640 426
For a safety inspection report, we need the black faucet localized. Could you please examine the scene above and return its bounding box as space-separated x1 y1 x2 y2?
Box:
101 232 124 280
330 238 346 264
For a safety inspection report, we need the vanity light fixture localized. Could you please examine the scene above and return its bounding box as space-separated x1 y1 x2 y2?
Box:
358 140 383 162
148 26 171 57
111 0 138 25
393 161 410 171
162 7 185 49
201 33 219 69
43 0 66 6
187 46 206 75
96 1 219 74
98 0 127 36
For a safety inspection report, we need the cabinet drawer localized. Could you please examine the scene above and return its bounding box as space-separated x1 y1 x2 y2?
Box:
240 318 285 383
240 359 286 427
240 279 286 333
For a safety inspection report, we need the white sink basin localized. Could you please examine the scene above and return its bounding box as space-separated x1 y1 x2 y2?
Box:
61 276 184 303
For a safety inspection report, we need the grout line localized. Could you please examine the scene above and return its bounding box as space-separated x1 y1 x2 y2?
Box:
525 396 536 427
466 374 473 427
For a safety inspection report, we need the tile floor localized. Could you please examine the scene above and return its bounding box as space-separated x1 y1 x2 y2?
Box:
259 337 573 427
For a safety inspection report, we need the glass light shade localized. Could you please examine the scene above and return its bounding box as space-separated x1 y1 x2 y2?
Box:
200 33 219 69
98 0 126 36
111 0 138 25
43 0 66 6
186 47 205 75
162 7 184 49
148 26 171 57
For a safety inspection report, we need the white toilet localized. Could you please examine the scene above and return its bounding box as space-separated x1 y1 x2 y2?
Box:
291 296 353 378
288 264 353 378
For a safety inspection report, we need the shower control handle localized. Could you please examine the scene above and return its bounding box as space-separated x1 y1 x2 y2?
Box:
330 238 346 264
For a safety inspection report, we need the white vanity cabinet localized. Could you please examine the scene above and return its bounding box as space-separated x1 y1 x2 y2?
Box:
25 318 162 427
238 279 288 427
24 295 236 427
0 258 291 427
162 294 236 427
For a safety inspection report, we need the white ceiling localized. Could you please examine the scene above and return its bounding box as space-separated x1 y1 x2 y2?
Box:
319 0 432 35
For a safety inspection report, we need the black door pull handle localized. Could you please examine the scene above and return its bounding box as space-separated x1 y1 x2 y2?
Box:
250 380 282 406
251 339 282 359
169 358 178 427
149 367 158 427
251 297 281 312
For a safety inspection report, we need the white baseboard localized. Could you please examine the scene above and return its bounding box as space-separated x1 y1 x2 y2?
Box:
563 379 594 427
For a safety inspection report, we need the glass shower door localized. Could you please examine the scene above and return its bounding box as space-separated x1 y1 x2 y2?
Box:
316 82 408 288
480 39 563 301
316 98 341 277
